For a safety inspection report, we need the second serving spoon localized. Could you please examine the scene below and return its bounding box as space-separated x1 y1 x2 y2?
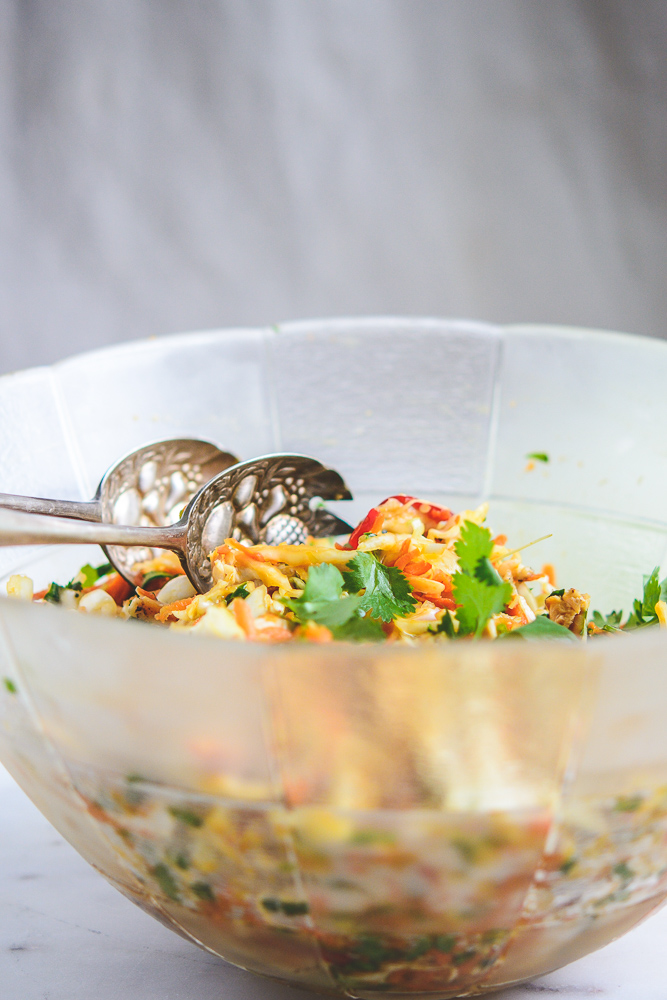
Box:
0 454 354 592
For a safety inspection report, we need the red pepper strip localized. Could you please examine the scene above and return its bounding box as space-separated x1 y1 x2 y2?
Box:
347 507 380 549
380 494 418 506
379 495 453 523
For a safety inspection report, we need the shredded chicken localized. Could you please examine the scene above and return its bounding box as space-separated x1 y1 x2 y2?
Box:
545 588 591 635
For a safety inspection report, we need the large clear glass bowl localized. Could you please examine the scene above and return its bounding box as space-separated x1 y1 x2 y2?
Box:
2 318 667 998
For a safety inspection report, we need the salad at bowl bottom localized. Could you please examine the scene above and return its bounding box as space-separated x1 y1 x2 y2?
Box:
8 492 667 644
5 492 667 996
62 763 667 997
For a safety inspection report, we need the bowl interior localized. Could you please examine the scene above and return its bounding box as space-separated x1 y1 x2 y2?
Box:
2 318 667 606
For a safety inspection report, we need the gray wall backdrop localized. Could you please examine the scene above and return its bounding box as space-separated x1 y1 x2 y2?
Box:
1 0 666 374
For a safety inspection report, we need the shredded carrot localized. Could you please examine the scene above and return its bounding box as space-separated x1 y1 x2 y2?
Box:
136 586 158 600
253 626 293 643
231 597 256 637
394 542 415 571
294 621 333 643
406 575 444 597
156 597 194 623
284 777 312 806
506 602 527 623
371 512 385 534
103 574 135 605
225 539 268 563
542 563 557 587
403 559 431 576
424 595 458 610
493 534 507 546
33 588 48 601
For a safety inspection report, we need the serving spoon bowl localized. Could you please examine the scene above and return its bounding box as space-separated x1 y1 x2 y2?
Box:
0 453 354 591
0 438 239 584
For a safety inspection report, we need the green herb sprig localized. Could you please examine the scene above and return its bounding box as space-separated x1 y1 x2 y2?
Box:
282 563 384 641
452 522 512 638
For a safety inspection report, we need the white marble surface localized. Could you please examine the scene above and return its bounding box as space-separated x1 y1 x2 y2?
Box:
2 762 665 1000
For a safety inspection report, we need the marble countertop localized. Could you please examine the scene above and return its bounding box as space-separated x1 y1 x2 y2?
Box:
2 764 665 1000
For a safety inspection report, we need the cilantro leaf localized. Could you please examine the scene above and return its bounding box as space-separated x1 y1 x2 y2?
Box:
283 562 385 642
336 615 385 642
303 594 365 630
342 552 416 622
526 452 549 463
225 584 250 604
454 521 493 576
498 615 579 642
451 521 512 638
433 610 456 637
283 563 355 626
453 573 512 638
44 582 63 604
78 564 101 588
474 556 505 587
293 562 344 604
141 570 173 585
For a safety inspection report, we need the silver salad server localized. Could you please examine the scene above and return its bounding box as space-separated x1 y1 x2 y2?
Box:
0 454 354 592
0 438 240 584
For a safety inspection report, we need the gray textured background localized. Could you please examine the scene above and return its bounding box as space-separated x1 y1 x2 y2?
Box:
1 0 666 374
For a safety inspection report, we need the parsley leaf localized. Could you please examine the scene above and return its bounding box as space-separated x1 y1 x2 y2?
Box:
592 609 624 632
642 567 661 618
452 521 512 638
624 566 664 630
498 615 579 642
526 452 549 463
342 552 416 622
592 567 667 633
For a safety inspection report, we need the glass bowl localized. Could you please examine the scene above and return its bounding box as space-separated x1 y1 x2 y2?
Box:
1 318 667 998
